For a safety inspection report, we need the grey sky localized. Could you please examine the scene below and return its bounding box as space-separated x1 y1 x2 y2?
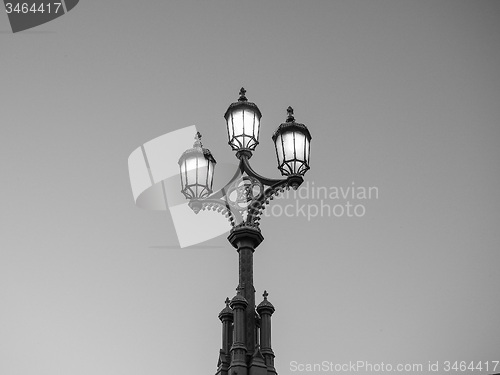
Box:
1 1 499 374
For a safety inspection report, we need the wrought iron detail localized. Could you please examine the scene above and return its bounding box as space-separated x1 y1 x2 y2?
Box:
186 154 303 230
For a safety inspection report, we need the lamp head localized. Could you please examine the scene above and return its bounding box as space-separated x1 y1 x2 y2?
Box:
224 87 262 153
272 106 312 176
178 132 217 200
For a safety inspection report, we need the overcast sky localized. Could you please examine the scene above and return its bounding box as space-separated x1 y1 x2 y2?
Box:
1 1 499 374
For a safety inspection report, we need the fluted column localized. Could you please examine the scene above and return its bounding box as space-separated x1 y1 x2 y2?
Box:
228 227 264 356
256 291 276 375
229 287 248 375
220 298 234 354
216 298 234 375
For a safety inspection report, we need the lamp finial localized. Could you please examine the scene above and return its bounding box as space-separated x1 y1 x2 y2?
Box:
263 290 268 300
286 106 295 122
238 87 247 102
225 297 230 306
193 131 203 147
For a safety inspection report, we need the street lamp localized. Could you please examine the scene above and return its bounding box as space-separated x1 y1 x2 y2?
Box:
273 106 312 176
224 87 262 153
178 131 216 212
179 88 311 375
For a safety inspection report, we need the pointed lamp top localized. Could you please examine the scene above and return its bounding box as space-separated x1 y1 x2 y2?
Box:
194 131 202 147
286 106 295 122
238 87 247 102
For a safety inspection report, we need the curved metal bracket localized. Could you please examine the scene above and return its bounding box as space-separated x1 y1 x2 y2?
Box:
188 155 304 230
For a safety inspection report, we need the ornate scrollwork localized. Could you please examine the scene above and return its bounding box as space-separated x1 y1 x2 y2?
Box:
188 155 303 230
226 176 264 210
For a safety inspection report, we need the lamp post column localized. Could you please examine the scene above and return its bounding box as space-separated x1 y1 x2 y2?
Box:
228 226 264 357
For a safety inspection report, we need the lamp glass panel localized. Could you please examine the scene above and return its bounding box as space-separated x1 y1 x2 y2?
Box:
244 109 255 137
231 109 244 138
246 109 260 149
281 131 296 161
226 116 234 142
254 115 260 143
197 154 208 170
274 133 284 166
185 156 198 183
241 110 247 148
197 157 206 196
293 131 306 162
305 137 310 164
207 161 215 189
180 162 185 190
199 155 212 196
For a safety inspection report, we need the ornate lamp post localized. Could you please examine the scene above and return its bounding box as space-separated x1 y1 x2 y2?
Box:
178 88 312 375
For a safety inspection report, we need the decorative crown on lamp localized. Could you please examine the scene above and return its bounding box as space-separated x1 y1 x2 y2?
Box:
224 87 262 153
272 106 312 176
178 132 216 203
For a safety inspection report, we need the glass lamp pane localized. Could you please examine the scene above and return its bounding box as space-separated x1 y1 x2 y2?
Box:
199 156 211 197
227 116 234 142
242 111 246 148
185 156 198 186
294 131 306 162
196 157 206 186
282 131 295 162
207 161 215 190
243 109 256 149
197 155 208 170
274 134 284 166
232 109 244 139
243 109 254 138
179 161 186 190
305 137 310 164
254 115 260 143
246 109 255 136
